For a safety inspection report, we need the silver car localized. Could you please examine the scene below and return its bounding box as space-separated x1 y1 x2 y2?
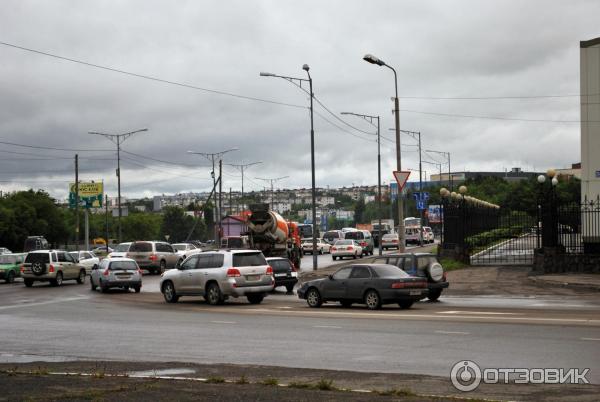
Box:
160 250 274 305
127 241 179 275
90 257 142 293
69 250 100 274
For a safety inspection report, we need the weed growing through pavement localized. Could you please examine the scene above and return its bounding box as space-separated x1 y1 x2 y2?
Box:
315 378 336 391
261 377 279 386
235 375 249 384
206 376 226 384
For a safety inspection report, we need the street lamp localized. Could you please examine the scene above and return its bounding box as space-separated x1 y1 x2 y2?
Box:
260 65 318 271
341 111 383 254
363 53 405 251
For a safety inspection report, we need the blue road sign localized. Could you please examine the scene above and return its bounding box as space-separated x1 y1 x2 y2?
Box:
416 200 426 210
413 192 430 201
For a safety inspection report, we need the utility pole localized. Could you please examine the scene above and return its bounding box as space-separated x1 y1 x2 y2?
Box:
88 128 148 243
401 130 423 245
188 148 237 243
105 194 109 253
425 149 451 190
226 161 262 212
218 159 223 243
255 176 290 211
74 154 79 251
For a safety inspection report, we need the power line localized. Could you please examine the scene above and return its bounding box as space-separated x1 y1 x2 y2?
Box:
0 139 113 152
398 93 599 100
120 149 211 168
314 110 377 143
121 157 212 180
0 41 306 110
399 109 594 123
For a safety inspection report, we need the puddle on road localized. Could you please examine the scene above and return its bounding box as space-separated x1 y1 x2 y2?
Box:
0 353 79 363
128 368 196 377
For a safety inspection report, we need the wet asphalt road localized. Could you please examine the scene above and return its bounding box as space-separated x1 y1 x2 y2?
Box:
1 270 600 384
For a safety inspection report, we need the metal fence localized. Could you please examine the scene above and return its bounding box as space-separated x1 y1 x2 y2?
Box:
554 198 600 254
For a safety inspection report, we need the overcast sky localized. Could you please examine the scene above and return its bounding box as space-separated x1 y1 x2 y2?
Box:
0 0 598 200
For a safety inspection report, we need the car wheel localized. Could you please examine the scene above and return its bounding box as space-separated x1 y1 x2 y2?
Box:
124 286 130 291
100 280 109 293
134 285 141 293
332 256 336 261
398 301 414 309
159 260 166 275
426 263 444 282
162 281 179 303
428 289 442 301
340 301 352 308
359 253 363 259
24 279 33 287
353 254 357 259
206 283 224 305
285 284 294 293
247 294 264 304
306 288 322 308
90 277 97 291
6 270 15 284
319 248 323 255
364 289 381 310
76 269 86 284
51 272 63 287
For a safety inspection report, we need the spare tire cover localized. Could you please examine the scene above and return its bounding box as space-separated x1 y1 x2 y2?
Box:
427 262 444 282
31 261 47 276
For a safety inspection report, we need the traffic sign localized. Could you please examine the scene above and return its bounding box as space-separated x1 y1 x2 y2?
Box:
413 191 430 201
393 171 411 191
416 200 426 210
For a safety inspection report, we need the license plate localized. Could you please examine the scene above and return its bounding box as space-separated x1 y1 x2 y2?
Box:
246 275 260 281
274 273 287 277
410 290 422 296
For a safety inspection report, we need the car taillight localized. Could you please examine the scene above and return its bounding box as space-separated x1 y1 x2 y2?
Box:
392 240 398 243
347 246 353 250
48 264 55 273
360 242 367 247
149 254 158 262
103 269 109 276
266 266 273 275
331 247 337 251
20 265 25 273
227 268 241 277
391 282 405 289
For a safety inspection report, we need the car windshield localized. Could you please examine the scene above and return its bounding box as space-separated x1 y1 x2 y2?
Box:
233 252 267 267
344 232 363 240
372 264 409 278
129 242 152 252
25 253 50 264
0 255 18 264
173 244 187 251
226 238 243 248
382 234 397 240
269 260 291 270
323 231 340 239
114 243 130 252
109 261 138 270
334 240 353 246
69 252 79 259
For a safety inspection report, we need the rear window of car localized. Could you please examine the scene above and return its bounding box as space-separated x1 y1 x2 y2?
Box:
173 244 187 251
323 231 341 239
344 231 364 240
269 259 291 271
233 252 267 267
114 243 131 252
130 242 153 252
0 255 18 264
109 261 138 270
372 264 409 278
25 253 50 264
382 234 397 240
226 238 243 248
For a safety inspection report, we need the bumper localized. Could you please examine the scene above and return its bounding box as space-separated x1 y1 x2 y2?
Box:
21 273 57 281
274 276 298 288
429 281 449 290
379 288 428 302
332 251 359 257
297 286 308 299
104 280 142 288
222 282 274 297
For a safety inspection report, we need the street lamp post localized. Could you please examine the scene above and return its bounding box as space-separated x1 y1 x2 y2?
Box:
426 149 452 191
255 176 290 211
226 161 262 213
341 112 383 255
88 128 148 243
363 54 405 252
260 65 318 271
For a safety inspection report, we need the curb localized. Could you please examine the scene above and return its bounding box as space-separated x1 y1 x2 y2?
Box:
528 276 600 292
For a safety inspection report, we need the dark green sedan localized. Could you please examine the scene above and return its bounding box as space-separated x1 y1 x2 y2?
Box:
0 253 26 283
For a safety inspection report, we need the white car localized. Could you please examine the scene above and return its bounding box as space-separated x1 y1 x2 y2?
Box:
172 243 203 265
380 234 400 250
69 250 100 275
331 240 363 260
107 242 132 258
422 226 435 243
302 239 331 255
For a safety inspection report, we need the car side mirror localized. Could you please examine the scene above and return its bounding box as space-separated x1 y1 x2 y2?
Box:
328 274 334 280
91 265 98 270
178 265 185 270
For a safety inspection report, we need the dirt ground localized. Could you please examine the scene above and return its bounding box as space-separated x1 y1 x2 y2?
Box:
1 361 598 402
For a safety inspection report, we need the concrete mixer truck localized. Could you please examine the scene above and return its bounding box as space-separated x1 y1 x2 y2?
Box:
245 204 302 269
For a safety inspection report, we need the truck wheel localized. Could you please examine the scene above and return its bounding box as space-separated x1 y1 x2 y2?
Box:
206 283 224 305
50 272 63 287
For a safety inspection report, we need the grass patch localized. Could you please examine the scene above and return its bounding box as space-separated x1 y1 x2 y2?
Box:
261 377 279 386
376 387 417 397
287 381 313 389
235 375 249 384
440 258 467 271
206 376 226 384
315 378 336 391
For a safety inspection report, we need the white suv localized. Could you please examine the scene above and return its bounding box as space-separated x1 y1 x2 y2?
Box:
21 250 86 287
160 250 274 305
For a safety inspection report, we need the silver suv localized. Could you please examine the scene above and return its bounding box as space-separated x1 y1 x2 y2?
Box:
160 250 274 305
127 241 179 275
21 250 86 287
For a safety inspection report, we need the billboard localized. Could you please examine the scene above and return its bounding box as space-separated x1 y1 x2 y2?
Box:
428 204 442 224
69 182 103 209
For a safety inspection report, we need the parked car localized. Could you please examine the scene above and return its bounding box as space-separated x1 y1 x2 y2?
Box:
23 236 48 252
322 230 344 245
422 226 435 243
160 250 274 305
331 240 363 260
21 250 86 287
90 257 142 293
405 227 422 245
127 241 179 275
344 230 374 255
107 242 132 258
69 250 100 274
373 253 449 301
297 264 428 309
0 247 13 255
0 253 25 283
380 233 400 250
172 243 203 265
266 257 298 293
301 239 331 255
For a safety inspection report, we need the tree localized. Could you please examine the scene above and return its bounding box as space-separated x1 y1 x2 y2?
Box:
354 198 366 224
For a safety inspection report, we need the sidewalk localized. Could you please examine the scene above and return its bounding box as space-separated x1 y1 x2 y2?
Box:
529 274 600 292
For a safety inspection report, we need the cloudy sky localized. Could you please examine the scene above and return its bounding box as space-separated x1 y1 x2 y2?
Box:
0 0 598 200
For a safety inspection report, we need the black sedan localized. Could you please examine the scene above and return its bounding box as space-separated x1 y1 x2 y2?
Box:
297 264 428 310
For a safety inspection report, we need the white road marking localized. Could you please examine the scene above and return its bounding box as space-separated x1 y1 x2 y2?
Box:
435 330 470 335
0 296 89 311
210 321 236 324
313 325 342 329
437 310 521 315
581 337 600 341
